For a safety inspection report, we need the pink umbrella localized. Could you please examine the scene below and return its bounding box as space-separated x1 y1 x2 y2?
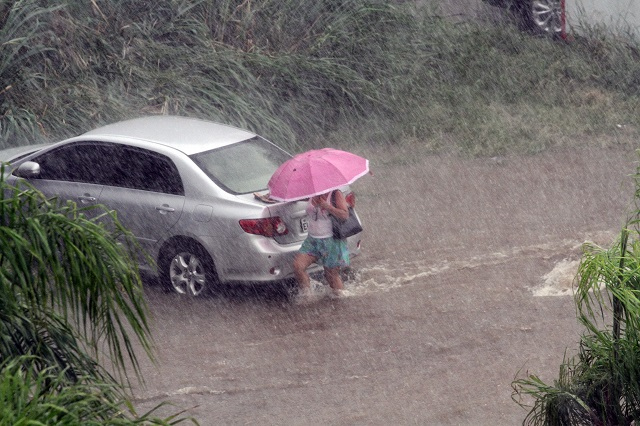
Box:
268 148 369 202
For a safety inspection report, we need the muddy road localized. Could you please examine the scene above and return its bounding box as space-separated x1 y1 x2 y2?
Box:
131 145 638 425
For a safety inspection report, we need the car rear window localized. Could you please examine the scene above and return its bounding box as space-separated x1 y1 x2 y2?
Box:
191 137 290 194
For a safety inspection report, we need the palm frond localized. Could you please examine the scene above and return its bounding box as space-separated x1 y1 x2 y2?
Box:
0 167 153 385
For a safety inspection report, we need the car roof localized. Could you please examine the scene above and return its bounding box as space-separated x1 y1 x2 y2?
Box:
82 115 258 155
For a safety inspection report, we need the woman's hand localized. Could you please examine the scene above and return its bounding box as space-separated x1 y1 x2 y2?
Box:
311 195 325 207
324 191 349 221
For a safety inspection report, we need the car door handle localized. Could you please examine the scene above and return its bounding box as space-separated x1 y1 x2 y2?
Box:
78 195 96 204
155 204 175 213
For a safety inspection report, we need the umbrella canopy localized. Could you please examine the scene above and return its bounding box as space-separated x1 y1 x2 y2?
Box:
268 148 369 202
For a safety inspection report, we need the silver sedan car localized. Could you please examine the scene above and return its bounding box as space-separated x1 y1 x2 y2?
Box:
1 116 362 296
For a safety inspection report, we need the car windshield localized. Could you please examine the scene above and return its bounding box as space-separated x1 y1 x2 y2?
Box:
191 137 291 194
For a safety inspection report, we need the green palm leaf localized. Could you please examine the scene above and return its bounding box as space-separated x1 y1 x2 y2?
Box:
0 165 152 384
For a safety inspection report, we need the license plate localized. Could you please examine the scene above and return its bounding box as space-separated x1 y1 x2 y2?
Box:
300 217 309 232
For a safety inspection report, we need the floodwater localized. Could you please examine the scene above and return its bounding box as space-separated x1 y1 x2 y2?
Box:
131 145 637 425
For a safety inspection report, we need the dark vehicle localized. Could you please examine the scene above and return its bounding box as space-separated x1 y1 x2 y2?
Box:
483 0 563 35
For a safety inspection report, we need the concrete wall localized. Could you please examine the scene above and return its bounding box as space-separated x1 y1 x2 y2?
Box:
566 0 640 38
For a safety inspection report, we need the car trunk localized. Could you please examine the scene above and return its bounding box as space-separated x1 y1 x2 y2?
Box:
266 199 309 245
242 187 362 255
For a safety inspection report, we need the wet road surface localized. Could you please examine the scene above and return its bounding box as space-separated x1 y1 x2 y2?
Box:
131 145 637 425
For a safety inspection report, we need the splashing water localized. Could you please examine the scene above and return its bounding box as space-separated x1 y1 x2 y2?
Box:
534 259 580 297
340 233 614 298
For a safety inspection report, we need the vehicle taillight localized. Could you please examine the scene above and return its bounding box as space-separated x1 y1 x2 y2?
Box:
239 217 288 237
345 192 356 207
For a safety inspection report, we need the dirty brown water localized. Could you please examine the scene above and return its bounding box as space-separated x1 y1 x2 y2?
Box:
126 5 632 425
127 145 637 425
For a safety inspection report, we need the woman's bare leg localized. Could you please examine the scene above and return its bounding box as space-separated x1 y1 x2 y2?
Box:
293 253 317 293
324 267 344 296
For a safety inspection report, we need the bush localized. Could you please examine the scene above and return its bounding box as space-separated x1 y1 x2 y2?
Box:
0 356 188 425
0 165 194 424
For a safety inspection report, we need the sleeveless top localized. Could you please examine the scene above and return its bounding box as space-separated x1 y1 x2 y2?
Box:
306 193 333 239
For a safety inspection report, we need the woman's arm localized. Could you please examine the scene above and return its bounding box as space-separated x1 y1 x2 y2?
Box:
321 190 349 221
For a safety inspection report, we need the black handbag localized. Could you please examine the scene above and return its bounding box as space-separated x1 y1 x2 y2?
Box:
330 191 363 240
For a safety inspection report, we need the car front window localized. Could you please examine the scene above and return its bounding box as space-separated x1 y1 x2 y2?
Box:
191 137 290 194
34 143 114 184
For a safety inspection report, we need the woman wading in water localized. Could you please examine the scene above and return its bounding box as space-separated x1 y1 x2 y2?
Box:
293 190 349 299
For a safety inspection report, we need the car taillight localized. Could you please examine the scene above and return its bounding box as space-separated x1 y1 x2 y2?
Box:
345 192 356 207
239 217 288 237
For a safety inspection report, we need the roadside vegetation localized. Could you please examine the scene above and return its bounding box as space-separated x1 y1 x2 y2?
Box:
2 0 640 157
0 169 192 424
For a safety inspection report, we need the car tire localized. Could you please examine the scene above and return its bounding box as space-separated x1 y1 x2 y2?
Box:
160 241 218 297
513 0 563 36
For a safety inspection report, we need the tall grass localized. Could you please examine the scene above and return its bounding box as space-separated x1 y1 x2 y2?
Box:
2 0 640 155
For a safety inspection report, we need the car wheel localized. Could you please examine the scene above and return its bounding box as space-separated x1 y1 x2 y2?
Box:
160 242 217 297
515 0 563 35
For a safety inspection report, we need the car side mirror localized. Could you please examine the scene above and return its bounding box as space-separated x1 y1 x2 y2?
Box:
14 161 41 179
